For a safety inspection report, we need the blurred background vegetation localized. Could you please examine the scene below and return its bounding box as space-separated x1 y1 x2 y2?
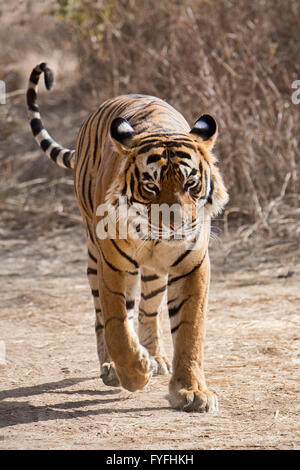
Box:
0 0 299 239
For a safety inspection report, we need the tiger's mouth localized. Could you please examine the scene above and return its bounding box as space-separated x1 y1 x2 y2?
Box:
123 198 204 242
97 196 203 242
127 215 200 242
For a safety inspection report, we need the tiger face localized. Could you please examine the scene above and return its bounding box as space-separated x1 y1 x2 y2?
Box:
109 114 226 241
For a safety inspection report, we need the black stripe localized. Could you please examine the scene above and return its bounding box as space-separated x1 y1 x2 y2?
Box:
137 138 161 147
87 180 94 212
140 131 187 140
141 274 159 282
171 233 199 267
168 297 189 318
134 166 140 180
95 323 104 332
160 164 168 178
81 154 90 213
29 70 40 85
147 154 163 165
126 300 135 310
139 308 158 318
50 147 61 163
137 182 149 200
171 322 183 334
179 161 192 169
103 279 126 299
40 139 52 151
101 250 122 273
27 89 37 110
171 137 195 143
142 172 153 181
204 171 208 194
91 289 99 297
199 161 203 178
168 297 177 304
130 194 148 205
171 248 191 267
167 142 195 150
101 248 138 276
137 109 155 120
141 285 166 301
171 151 191 160
92 114 102 166
77 112 99 213
95 308 102 313
87 267 97 275
28 103 39 112
130 173 135 195
62 151 72 169
95 99 116 123
137 142 164 155
110 239 139 268
30 118 43 136
123 103 148 121
88 250 97 264
207 178 214 204
121 182 127 196
168 251 207 286
121 163 131 195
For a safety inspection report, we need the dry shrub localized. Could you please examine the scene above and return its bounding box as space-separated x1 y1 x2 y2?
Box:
55 0 300 237
1 0 299 239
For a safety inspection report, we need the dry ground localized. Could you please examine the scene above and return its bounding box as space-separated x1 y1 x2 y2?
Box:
0 218 299 450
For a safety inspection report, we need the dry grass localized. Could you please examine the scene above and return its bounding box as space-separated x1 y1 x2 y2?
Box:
1 0 299 238
52 0 300 234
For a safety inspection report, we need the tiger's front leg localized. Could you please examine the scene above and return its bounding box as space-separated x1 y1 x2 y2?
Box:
139 268 171 375
97 260 151 392
167 251 218 412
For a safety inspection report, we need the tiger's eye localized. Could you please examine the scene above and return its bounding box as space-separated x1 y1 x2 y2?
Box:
143 182 159 195
184 178 199 191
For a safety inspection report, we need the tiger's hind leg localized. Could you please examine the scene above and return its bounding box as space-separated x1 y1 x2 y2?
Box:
138 269 171 375
87 242 120 387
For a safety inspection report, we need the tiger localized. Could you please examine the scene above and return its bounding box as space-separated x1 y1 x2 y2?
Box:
27 62 228 412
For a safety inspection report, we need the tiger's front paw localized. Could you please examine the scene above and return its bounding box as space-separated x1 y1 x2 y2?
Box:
168 383 218 412
115 347 152 392
149 355 171 375
100 362 120 387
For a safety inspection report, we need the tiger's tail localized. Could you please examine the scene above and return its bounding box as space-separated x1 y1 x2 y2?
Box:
26 62 75 170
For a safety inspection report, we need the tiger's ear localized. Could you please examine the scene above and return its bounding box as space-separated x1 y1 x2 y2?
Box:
190 114 218 149
110 117 135 151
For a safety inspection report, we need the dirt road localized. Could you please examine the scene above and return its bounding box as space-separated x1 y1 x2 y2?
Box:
0 221 299 450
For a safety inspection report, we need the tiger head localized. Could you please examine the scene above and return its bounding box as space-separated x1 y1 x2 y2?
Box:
108 115 228 241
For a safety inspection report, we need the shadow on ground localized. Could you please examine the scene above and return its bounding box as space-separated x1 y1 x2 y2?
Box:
0 377 170 429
